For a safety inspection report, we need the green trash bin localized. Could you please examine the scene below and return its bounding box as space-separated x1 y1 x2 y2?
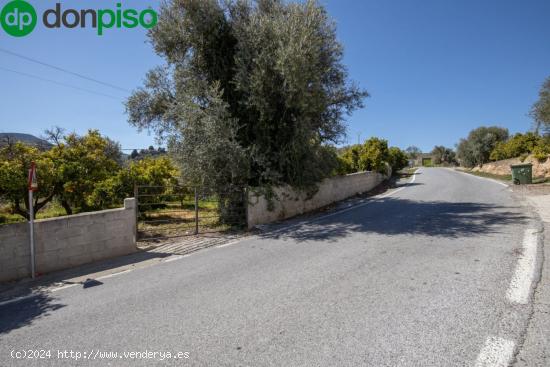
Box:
510 163 532 185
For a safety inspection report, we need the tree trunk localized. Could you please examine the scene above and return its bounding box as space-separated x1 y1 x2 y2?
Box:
61 200 73 215
12 199 29 221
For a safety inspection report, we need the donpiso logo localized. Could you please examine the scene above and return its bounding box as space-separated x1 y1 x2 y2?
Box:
1 1 157 37
0 0 37 37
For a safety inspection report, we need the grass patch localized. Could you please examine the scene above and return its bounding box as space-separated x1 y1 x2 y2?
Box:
0 201 74 225
459 168 550 185
137 199 244 239
397 167 419 178
532 177 550 184
459 169 512 182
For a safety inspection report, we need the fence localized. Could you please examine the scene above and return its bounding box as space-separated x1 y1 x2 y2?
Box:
137 171 388 239
136 185 247 240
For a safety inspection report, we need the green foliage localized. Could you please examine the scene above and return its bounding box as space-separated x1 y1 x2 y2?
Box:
405 146 422 159
0 129 181 221
126 0 367 191
337 145 362 174
388 147 409 172
167 82 249 190
45 130 121 214
337 138 407 175
359 137 390 174
430 145 456 165
130 146 167 160
90 157 180 209
456 126 509 168
532 145 550 162
489 132 542 161
531 76 550 134
0 142 56 219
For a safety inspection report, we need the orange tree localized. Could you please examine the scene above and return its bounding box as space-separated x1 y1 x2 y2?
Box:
89 156 180 209
0 142 56 220
45 130 121 214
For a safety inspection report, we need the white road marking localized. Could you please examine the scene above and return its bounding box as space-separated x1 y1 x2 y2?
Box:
378 186 406 198
0 294 39 308
266 169 420 235
0 170 419 306
216 239 243 248
96 269 133 281
506 227 539 304
50 269 135 291
473 175 509 187
50 283 78 292
475 337 515 367
164 255 185 262
452 168 508 187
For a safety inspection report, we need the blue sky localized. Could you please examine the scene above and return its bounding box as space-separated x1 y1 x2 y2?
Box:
0 0 549 152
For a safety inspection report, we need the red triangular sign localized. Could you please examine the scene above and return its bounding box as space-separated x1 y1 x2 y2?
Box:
28 162 38 191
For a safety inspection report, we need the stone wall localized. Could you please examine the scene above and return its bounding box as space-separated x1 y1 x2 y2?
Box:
472 155 550 177
247 171 386 228
0 198 137 282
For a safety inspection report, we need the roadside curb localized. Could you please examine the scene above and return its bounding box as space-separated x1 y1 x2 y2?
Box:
512 194 550 366
449 167 510 188
474 187 545 367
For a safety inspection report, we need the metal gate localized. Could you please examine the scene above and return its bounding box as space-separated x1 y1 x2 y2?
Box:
135 185 247 241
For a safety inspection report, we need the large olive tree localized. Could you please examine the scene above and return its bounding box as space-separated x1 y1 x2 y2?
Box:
456 126 509 168
126 0 367 191
531 76 550 135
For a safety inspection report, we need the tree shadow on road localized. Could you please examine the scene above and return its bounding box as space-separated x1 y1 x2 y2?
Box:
0 250 175 336
0 292 65 335
259 197 529 242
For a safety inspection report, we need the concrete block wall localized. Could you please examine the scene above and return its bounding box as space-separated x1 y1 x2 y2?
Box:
247 171 386 228
0 198 137 282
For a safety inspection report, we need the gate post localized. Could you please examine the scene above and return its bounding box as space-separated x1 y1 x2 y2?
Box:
194 187 199 235
134 184 139 241
244 187 249 231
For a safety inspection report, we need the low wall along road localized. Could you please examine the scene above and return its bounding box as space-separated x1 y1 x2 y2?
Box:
0 198 137 282
247 171 387 228
1 171 388 283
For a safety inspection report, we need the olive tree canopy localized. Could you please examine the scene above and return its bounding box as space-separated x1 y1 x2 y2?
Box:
456 126 509 168
126 0 367 189
531 76 550 135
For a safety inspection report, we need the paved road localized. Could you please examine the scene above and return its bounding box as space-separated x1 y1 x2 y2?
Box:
0 168 541 366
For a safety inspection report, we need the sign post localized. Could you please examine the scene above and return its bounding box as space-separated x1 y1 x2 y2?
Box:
28 162 38 279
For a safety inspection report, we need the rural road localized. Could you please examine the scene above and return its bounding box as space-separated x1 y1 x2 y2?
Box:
0 168 543 366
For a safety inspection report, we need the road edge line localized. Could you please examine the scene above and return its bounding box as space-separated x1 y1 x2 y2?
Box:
506 227 541 304
449 168 509 187
262 168 420 236
475 336 516 367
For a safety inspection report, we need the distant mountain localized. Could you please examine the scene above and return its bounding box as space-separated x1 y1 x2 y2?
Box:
0 133 52 149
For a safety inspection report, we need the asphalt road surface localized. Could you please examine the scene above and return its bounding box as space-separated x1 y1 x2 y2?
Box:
0 168 542 366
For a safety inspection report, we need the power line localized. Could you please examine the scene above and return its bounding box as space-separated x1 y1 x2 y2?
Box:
0 48 131 93
0 66 123 101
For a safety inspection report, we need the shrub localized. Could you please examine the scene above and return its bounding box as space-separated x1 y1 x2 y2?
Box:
359 137 390 174
89 157 180 209
489 132 541 161
457 126 509 167
388 147 409 172
532 145 550 162
337 145 362 174
336 138 406 175
431 146 457 165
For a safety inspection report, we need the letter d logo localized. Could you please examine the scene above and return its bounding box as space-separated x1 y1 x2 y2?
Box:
1 0 37 37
